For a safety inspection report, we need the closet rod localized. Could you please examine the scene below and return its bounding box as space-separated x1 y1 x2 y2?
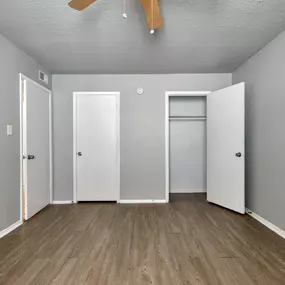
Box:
169 115 206 118
169 117 206 121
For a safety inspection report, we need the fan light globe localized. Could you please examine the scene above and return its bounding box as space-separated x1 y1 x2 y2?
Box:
123 13 127 19
150 29 155 34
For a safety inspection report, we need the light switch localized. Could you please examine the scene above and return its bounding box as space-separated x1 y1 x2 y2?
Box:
7 125 12 136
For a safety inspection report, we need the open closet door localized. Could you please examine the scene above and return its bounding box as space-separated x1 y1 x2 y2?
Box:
23 78 51 220
207 83 245 214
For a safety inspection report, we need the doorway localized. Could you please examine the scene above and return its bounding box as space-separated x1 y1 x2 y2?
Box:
73 92 120 202
20 74 52 221
169 95 207 195
165 84 245 213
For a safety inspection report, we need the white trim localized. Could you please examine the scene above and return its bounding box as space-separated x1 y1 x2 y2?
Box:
0 220 23 239
165 91 211 204
73 92 120 203
52 201 73 205
73 93 76 203
74 92 120 95
19 75 23 222
118 200 167 204
49 89 53 204
20 74 51 93
170 189 206 194
246 208 285 240
19 74 53 221
166 91 211 96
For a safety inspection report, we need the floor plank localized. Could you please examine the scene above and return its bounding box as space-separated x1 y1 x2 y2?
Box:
0 194 284 285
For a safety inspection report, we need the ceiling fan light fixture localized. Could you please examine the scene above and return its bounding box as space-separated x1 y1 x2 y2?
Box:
68 0 163 32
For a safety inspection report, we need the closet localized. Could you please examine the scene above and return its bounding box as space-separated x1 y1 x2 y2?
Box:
166 83 245 214
169 96 207 194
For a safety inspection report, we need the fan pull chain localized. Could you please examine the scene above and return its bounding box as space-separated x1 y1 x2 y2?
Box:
150 0 155 34
123 0 127 19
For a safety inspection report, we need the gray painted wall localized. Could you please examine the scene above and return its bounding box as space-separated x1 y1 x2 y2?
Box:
233 31 285 231
52 74 231 201
0 34 51 232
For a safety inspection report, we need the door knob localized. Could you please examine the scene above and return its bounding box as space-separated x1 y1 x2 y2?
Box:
28 155 35 160
235 152 242 157
77 152 82 156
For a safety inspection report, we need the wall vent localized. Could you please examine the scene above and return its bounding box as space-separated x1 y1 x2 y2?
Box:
39 70 48 85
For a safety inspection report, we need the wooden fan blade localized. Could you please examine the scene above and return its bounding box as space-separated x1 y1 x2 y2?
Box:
141 0 163 30
68 0 97 11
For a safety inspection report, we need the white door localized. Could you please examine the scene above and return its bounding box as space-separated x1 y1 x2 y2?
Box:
23 79 51 220
75 93 119 201
207 83 245 214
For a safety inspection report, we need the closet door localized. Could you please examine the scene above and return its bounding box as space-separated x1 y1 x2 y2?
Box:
207 83 245 214
23 79 51 220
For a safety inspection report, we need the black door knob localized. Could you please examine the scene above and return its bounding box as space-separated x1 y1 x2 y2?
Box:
235 152 242 157
77 152 82 156
28 155 35 160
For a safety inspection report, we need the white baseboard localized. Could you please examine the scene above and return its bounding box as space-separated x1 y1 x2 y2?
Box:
0 220 23 239
119 199 167 204
170 189 206 194
246 208 285 240
52 201 73 205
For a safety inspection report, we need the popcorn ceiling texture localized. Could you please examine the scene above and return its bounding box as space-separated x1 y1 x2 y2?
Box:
0 0 285 74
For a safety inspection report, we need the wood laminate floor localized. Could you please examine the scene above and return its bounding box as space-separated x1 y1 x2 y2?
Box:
0 194 285 285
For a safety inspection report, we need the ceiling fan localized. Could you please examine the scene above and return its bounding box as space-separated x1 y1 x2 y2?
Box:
68 0 163 31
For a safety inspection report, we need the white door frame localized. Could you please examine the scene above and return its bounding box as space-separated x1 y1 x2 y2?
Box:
165 91 211 203
19 73 53 221
73 92 120 203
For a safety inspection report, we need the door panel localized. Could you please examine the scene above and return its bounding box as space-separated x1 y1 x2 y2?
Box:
76 94 119 201
24 80 50 220
207 83 245 213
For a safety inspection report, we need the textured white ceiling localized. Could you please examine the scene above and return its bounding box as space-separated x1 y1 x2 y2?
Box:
0 0 285 74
